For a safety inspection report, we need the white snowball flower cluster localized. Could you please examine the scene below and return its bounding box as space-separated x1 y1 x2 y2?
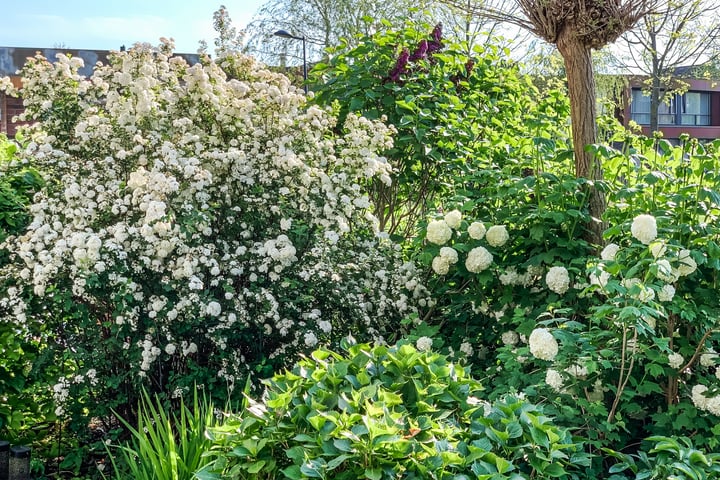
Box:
468 221 486 240
432 247 459 275
677 249 697 276
700 352 718 367
630 214 657 245
528 328 558 361
658 284 676 303
545 369 564 392
501 330 520 346
545 266 570 295
691 385 720 415
668 352 684 369
416 336 433 352
444 210 462 229
466 246 493 273
426 219 453 245
600 243 620 261
485 225 509 247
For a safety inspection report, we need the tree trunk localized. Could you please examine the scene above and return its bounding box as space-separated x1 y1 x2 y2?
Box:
557 29 606 246
650 74 661 133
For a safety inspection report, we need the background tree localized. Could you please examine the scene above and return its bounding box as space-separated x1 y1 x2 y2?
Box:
443 0 655 245
242 0 426 66
612 0 720 133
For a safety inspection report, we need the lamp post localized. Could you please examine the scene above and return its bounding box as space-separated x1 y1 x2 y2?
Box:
273 29 307 94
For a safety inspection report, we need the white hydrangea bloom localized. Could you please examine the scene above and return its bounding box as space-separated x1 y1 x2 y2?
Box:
677 249 697 276
600 243 620 261
649 240 667 258
528 328 558 361
589 269 611 288
485 225 509 247
701 353 718 367
501 330 519 346
304 332 319 347
465 246 493 273
658 284 675 303
444 210 462 229
691 385 720 415
668 352 684 369
426 220 453 245
545 266 570 295
416 336 433 352
432 255 451 275
459 341 474 357
439 247 458 264
656 259 675 282
630 214 657 245
545 369 564 392
467 221 486 240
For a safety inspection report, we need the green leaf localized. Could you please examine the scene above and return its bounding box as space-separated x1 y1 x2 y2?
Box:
365 467 382 480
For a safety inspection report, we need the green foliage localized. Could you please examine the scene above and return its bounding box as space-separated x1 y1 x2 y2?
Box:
106 387 216 480
604 436 720 479
200 343 590 479
311 19 571 237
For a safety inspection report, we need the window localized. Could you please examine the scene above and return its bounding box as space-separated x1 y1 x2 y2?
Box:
630 88 712 126
681 92 711 125
630 89 651 124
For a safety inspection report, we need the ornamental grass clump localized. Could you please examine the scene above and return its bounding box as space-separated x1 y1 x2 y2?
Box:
0 41 428 427
199 343 590 480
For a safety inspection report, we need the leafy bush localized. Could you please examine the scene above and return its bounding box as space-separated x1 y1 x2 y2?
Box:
311 20 571 238
199 342 591 479
0 43 427 432
604 436 720 479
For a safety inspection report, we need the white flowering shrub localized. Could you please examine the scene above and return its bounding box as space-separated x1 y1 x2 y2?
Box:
0 43 427 423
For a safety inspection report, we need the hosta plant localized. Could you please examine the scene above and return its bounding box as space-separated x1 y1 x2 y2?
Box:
198 342 591 479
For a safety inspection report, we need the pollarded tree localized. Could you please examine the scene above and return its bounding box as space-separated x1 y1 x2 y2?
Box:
443 0 656 244
614 0 720 133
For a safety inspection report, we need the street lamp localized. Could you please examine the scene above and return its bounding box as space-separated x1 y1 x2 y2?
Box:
273 29 307 94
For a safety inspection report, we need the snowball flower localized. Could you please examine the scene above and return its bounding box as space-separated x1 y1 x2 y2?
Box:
658 284 675 303
431 255 450 275
668 352 684 369
649 240 667 259
631 214 657 245
545 266 570 295
677 249 697 276
485 225 509 247
656 259 674 282
416 336 433 352
528 328 558 361
690 385 720 415
444 210 462 229
589 269 611 288
439 247 458 264
468 221 486 240
465 246 493 273
545 369 564 392
426 220 452 245
459 341 474 357
600 243 620 261
701 353 718 367
304 332 319 347
501 330 519 346
206 301 222 317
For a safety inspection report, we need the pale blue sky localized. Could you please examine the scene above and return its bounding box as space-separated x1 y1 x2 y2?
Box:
0 0 266 53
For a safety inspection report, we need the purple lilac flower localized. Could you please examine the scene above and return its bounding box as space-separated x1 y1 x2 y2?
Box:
409 39 429 61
